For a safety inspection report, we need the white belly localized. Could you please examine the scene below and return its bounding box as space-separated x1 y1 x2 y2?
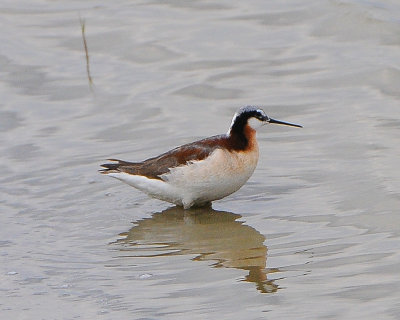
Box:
108 148 259 208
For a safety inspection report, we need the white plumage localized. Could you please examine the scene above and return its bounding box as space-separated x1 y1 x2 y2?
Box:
107 146 259 209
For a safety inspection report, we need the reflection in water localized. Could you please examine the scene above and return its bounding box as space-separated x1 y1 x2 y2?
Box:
114 206 278 293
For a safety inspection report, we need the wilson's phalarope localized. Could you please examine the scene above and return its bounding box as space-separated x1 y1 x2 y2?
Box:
100 106 302 209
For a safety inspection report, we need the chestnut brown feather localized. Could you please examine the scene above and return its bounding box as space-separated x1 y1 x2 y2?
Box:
100 126 255 180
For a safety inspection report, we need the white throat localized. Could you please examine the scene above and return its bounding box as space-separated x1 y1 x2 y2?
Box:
248 117 266 130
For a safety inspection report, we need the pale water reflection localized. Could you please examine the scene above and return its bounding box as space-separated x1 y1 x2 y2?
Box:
114 206 278 293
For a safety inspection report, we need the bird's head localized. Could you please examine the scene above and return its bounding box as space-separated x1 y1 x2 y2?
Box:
228 106 302 136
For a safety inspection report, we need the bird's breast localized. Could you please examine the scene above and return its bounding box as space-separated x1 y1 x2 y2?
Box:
162 144 259 191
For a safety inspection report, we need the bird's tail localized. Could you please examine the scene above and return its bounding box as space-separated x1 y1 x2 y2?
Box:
99 159 131 174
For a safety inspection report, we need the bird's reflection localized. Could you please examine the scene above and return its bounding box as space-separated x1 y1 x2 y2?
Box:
114 206 278 293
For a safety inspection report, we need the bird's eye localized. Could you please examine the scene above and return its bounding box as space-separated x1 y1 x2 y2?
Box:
257 114 265 121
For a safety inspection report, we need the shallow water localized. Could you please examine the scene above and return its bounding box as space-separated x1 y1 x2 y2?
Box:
1 0 400 319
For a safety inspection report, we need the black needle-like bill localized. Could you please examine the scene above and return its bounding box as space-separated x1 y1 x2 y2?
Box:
268 118 303 128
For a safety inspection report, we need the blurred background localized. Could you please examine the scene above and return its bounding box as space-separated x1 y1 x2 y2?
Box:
1 1 400 319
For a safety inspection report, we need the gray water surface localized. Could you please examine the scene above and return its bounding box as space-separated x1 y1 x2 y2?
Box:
1 1 400 319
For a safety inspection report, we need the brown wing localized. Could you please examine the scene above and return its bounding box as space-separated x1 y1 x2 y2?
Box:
100 135 229 180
